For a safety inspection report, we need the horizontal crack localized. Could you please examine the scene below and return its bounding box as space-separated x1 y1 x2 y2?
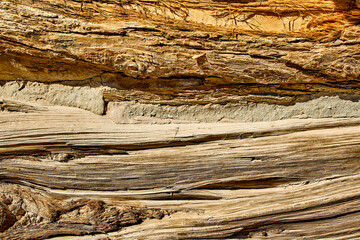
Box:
193 177 302 190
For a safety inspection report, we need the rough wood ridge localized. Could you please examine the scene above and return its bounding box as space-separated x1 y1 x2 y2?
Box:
1 0 359 108
1 102 360 239
0 0 360 239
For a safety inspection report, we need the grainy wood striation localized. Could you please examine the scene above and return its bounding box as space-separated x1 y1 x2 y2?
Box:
1 0 360 239
1 101 360 239
0 0 359 107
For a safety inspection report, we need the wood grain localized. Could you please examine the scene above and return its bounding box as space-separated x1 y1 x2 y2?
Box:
1 101 360 239
0 0 359 238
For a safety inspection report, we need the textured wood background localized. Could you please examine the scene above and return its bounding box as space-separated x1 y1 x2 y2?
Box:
1 0 360 239
1 101 360 239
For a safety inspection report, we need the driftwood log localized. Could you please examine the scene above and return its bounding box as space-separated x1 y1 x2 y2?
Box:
1 0 360 239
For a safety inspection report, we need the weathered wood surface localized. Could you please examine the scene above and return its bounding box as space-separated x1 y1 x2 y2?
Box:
1 0 360 239
1 0 359 108
1 101 360 239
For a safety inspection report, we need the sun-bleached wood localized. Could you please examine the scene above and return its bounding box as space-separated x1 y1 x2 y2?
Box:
1 101 360 239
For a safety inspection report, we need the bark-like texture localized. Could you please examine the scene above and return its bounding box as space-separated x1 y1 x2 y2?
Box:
1 0 360 239
1 0 360 106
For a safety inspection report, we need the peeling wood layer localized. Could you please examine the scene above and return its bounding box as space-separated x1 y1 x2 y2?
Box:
0 0 359 107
